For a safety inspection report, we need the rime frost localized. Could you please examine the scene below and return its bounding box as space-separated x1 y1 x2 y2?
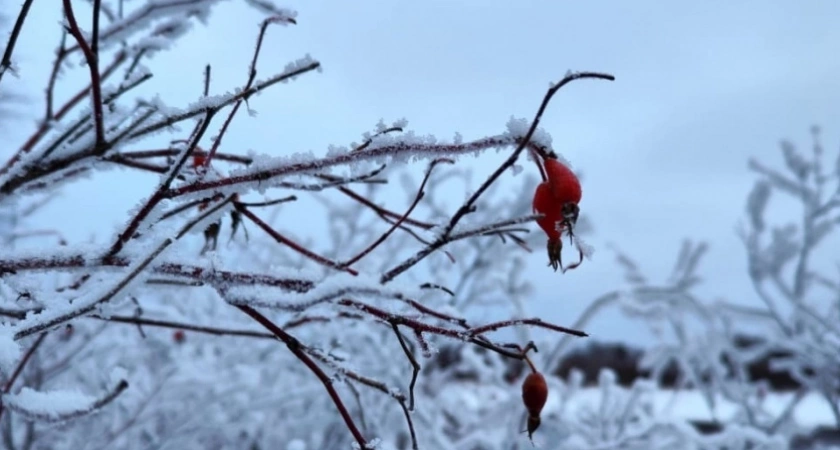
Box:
505 116 553 149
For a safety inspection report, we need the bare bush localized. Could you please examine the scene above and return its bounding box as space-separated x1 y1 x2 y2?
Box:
0 2 615 449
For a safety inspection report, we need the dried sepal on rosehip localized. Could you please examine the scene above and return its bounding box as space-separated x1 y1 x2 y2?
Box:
201 220 221 255
532 155 584 272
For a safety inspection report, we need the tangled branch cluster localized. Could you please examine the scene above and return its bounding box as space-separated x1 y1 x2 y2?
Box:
0 1 613 448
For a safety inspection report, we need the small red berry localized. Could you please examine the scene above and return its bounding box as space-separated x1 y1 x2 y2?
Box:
543 158 581 205
532 181 562 241
521 371 548 441
522 372 548 417
532 157 583 272
173 330 186 344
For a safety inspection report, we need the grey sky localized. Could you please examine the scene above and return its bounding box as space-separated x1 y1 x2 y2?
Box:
6 1 840 345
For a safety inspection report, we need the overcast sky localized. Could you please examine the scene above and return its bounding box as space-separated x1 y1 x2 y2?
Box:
4 1 840 346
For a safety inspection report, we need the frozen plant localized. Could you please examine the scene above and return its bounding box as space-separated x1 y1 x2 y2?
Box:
583 127 840 448
0 1 614 449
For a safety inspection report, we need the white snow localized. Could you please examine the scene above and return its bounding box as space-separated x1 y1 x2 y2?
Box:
505 116 553 149
2 387 96 421
0 326 21 376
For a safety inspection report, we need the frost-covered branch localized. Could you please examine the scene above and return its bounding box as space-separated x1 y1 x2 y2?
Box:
62 0 106 148
0 2 616 448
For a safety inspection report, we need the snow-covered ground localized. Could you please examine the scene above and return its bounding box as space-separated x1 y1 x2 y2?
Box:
637 389 835 429
437 378 837 447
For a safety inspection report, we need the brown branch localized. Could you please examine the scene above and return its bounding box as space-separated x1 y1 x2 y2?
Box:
305 164 388 190
338 185 435 230
380 214 539 284
418 282 455 297
1 44 126 177
405 298 467 328
91 0 102 80
353 126 404 152
305 346 418 449
105 154 170 174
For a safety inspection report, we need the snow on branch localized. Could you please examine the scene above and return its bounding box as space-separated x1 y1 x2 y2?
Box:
1 380 128 423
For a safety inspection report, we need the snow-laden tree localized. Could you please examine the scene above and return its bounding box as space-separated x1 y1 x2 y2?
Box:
0 2 615 449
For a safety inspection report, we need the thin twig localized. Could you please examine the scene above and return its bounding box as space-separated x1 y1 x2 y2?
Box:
341 158 453 268
0 0 34 84
0 333 48 421
235 305 370 449
62 0 106 148
391 322 421 411
14 196 236 339
202 15 295 168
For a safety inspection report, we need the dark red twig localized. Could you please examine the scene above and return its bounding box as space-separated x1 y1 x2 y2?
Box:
380 71 615 284
202 15 295 169
107 112 216 256
236 205 359 275
14 196 236 340
236 305 370 449
62 0 106 148
0 254 314 293
341 158 453 268
339 298 587 340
